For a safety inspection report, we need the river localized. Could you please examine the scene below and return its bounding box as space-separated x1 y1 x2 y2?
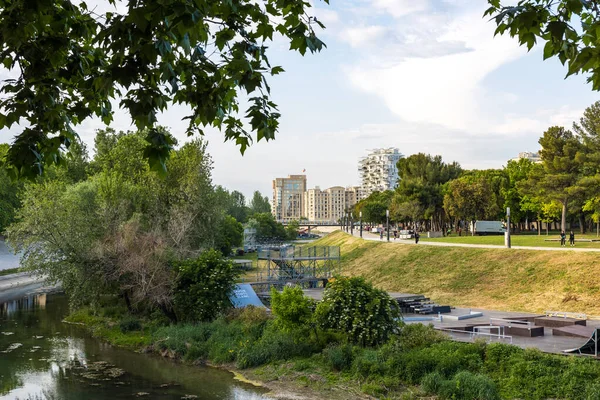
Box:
0 293 270 400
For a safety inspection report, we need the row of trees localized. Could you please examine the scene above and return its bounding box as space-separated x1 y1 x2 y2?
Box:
355 101 600 235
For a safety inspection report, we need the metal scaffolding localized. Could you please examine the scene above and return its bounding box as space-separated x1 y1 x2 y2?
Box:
256 246 340 283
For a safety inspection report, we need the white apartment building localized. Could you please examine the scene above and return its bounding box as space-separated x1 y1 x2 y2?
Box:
359 148 404 196
272 175 307 222
510 151 542 164
304 186 366 223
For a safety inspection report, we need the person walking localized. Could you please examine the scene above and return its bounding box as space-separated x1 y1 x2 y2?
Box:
379 229 384 240
393 230 398 240
414 231 420 244
569 230 575 247
560 231 566 247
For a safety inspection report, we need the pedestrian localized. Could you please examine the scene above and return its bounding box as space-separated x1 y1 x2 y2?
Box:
393 230 398 240
415 231 420 244
569 230 575 247
379 230 383 240
560 231 566 247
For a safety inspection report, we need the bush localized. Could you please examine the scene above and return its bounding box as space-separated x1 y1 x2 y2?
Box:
270 286 315 333
119 316 142 333
315 277 400 346
422 370 500 400
324 343 354 372
398 323 448 350
353 349 386 378
172 250 240 322
236 323 318 368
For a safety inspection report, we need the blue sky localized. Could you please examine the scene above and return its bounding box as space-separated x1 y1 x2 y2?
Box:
1 0 599 200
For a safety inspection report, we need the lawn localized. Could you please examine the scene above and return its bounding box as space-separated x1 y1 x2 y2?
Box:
312 231 600 314
420 231 600 248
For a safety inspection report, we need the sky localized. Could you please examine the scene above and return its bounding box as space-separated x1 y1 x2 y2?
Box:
1 0 599 199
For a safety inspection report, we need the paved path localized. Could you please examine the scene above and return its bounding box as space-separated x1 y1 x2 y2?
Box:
347 231 600 252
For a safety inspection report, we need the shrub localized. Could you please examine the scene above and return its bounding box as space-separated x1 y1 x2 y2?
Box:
324 343 354 372
270 286 315 333
172 250 240 322
119 316 142 333
315 277 400 346
353 349 386 378
398 323 448 350
422 370 500 400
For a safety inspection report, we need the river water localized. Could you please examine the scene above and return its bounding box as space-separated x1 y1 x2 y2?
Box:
0 294 269 400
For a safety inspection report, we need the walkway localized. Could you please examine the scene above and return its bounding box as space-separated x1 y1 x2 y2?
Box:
347 230 600 252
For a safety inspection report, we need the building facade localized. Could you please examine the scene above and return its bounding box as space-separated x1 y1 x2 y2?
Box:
303 186 366 223
359 148 404 196
510 151 542 164
272 175 307 222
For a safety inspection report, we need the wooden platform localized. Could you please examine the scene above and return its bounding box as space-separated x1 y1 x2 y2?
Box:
534 316 586 328
503 315 545 323
553 325 596 338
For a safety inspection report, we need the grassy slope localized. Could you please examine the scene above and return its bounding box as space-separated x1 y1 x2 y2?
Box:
314 231 600 314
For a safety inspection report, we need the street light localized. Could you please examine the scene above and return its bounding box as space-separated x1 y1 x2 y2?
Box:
350 212 354 235
506 207 511 248
386 209 390 242
359 211 363 238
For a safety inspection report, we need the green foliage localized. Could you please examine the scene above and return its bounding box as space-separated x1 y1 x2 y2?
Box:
215 215 244 256
354 190 394 224
173 250 240 322
252 212 287 240
422 371 500 400
444 173 504 223
0 144 23 232
324 343 354 371
486 1 600 90
0 0 329 178
396 323 448 350
249 190 271 214
270 286 315 333
119 316 142 333
285 219 300 240
315 277 401 346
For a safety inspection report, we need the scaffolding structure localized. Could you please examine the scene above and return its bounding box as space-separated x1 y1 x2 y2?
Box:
256 246 340 284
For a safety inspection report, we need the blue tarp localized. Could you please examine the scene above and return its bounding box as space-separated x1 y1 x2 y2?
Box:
229 284 266 308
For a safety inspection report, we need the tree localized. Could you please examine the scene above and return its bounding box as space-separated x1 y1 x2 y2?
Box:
0 144 22 233
444 175 501 230
531 126 582 232
486 1 600 90
172 250 239 322
249 190 271 214
215 215 244 256
354 191 393 224
503 159 536 230
393 153 462 231
1 0 328 178
252 212 287 241
285 219 300 240
315 277 400 347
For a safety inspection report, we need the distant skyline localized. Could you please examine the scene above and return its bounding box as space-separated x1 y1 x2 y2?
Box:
1 0 599 199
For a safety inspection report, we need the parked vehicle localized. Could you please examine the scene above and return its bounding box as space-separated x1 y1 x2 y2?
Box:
471 221 506 236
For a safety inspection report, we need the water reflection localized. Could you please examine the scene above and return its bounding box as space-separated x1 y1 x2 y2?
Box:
0 293 46 317
0 294 269 400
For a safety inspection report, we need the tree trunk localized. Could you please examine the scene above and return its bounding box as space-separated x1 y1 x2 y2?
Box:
122 291 133 313
537 217 541 236
561 200 567 233
579 214 585 234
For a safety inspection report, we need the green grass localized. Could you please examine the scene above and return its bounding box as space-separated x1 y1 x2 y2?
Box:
420 231 600 248
0 267 20 277
312 231 600 314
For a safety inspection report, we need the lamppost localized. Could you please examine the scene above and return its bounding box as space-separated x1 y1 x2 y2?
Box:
386 209 390 242
506 207 511 248
359 211 363 238
350 212 354 235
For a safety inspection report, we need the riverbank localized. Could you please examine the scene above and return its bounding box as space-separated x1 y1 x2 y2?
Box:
65 308 381 399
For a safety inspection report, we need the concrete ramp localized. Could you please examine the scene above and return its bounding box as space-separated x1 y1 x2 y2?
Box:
554 325 596 338
229 284 266 308
563 328 599 357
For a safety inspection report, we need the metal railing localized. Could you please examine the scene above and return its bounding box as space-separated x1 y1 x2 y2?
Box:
436 328 513 344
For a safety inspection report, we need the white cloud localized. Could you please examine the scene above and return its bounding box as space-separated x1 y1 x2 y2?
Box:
346 7 527 133
370 0 429 18
339 25 387 47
